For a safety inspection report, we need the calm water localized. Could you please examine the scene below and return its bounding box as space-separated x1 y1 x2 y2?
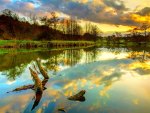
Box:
0 47 150 113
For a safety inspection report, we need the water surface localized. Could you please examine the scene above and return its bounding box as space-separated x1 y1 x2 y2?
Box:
0 47 150 113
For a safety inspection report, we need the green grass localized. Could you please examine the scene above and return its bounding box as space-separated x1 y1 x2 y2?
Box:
1 39 150 50
0 40 95 54
0 40 14 46
0 45 94 55
0 40 45 47
0 40 95 47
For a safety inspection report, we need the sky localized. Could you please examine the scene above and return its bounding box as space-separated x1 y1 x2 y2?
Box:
0 0 150 34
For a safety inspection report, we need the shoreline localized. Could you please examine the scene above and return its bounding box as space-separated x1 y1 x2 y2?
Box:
0 40 150 50
0 40 95 49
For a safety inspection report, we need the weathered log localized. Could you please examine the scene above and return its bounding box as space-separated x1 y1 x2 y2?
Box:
29 67 43 92
7 79 48 93
36 59 49 79
7 85 34 93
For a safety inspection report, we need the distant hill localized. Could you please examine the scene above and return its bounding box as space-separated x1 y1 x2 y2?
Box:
0 14 96 41
0 15 64 40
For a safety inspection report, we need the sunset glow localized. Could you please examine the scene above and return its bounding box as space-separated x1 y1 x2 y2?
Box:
0 0 150 34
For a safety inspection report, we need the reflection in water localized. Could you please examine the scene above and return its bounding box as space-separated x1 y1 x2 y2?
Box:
128 50 149 62
5 64 27 80
31 79 48 111
29 61 49 111
0 48 98 79
58 107 66 112
0 47 150 113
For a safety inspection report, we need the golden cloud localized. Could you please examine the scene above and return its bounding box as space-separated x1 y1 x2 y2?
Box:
131 14 150 23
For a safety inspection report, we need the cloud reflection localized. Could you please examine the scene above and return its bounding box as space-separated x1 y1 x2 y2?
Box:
0 48 150 113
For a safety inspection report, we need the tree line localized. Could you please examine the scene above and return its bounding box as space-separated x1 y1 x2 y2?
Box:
0 9 150 43
0 9 102 41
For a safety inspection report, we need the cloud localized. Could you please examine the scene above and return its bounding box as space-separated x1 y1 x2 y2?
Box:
0 0 11 10
0 0 147 26
8 1 35 11
0 0 10 4
38 0 137 26
136 7 150 16
103 0 128 11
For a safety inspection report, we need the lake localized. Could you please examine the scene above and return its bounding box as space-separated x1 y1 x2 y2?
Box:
0 46 150 113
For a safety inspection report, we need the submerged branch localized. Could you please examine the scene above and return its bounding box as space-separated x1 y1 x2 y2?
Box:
29 67 43 92
7 84 34 93
36 59 49 79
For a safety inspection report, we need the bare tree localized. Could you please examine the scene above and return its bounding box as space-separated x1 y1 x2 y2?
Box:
50 12 59 29
40 16 49 26
91 25 101 42
91 25 99 36
85 22 92 34
40 12 59 29
29 13 38 25
65 18 82 36
59 19 66 34
140 23 150 37
2 9 13 17
85 22 101 36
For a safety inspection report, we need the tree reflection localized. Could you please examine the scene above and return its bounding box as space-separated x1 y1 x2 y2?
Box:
84 47 99 63
128 50 150 62
5 64 26 80
1 50 63 79
44 49 83 71
2 47 150 81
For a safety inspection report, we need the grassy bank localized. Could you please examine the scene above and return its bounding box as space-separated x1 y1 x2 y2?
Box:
1 39 150 50
96 39 150 47
0 40 95 49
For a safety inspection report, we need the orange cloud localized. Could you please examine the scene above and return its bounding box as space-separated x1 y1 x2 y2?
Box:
131 14 150 23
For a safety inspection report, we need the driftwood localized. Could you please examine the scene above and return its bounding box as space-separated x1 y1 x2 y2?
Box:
36 59 49 79
7 85 34 93
33 64 40 74
7 79 48 110
7 79 48 93
29 67 43 92
7 66 49 110
68 90 86 102
7 59 49 93
6 61 86 111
